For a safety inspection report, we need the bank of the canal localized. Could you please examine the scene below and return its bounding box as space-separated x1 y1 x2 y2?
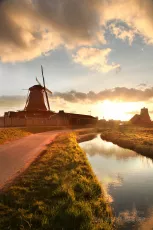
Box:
0 133 113 230
80 134 153 230
100 127 153 159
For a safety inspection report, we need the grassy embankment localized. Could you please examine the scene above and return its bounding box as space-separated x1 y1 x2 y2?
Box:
100 126 153 159
75 128 97 143
0 126 98 146
0 126 97 145
0 133 113 230
0 128 30 145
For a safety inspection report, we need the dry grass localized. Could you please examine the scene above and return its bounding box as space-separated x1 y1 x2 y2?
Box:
0 133 113 230
100 126 153 159
0 126 98 146
0 128 30 145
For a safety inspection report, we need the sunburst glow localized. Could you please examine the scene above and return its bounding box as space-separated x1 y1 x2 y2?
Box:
94 100 145 121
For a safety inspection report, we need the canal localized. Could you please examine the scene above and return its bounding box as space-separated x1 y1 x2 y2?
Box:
80 134 153 229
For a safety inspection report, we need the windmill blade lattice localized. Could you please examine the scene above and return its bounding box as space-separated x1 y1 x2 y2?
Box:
41 65 51 111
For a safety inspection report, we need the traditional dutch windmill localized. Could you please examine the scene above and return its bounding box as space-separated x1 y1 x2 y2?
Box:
24 66 52 112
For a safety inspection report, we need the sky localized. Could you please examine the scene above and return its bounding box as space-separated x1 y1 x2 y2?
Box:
1 0 153 120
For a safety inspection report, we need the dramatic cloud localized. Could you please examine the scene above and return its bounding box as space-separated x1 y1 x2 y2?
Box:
102 0 153 44
0 0 62 62
0 0 104 62
1 87 153 111
109 23 136 45
73 47 120 72
1 0 153 69
54 87 153 103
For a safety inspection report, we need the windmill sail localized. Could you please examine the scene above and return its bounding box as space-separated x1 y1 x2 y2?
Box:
36 77 42 86
45 88 52 95
41 65 51 111
36 76 52 95
24 91 30 110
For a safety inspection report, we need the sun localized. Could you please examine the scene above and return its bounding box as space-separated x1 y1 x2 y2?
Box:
94 100 145 121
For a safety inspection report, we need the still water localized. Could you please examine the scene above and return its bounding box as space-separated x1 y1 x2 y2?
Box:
80 135 153 229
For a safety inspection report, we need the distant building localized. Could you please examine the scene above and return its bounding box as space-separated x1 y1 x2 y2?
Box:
130 107 151 125
58 110 98 126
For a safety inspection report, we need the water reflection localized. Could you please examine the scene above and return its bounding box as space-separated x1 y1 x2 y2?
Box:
83 137 137 160
80 135 153 229
138 209 153 230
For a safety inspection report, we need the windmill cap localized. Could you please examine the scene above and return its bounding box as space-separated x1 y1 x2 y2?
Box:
29 85 44 91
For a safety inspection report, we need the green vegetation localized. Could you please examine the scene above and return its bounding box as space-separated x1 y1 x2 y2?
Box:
100 126 153 158
0 133 113 230
0 128 30 145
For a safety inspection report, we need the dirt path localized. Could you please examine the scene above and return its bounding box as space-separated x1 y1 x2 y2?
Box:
0 130 66 189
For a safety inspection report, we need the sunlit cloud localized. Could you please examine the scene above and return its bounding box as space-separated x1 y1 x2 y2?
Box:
73 47 120 73
1 0 153 72
116 207 139 227
117 207 153 229
1 85 153 120
54 87 153 103
84 139 136 160
108 23 136 45
0 0 104 63
102 0 153 45
138 208 153 230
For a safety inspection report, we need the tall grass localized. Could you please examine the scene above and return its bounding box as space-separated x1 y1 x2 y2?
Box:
0 133 113 230
0 128 30 145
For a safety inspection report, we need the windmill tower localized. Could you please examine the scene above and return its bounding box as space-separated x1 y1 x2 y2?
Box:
4 66 54 118
24 85 48 111
24 66 52 112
